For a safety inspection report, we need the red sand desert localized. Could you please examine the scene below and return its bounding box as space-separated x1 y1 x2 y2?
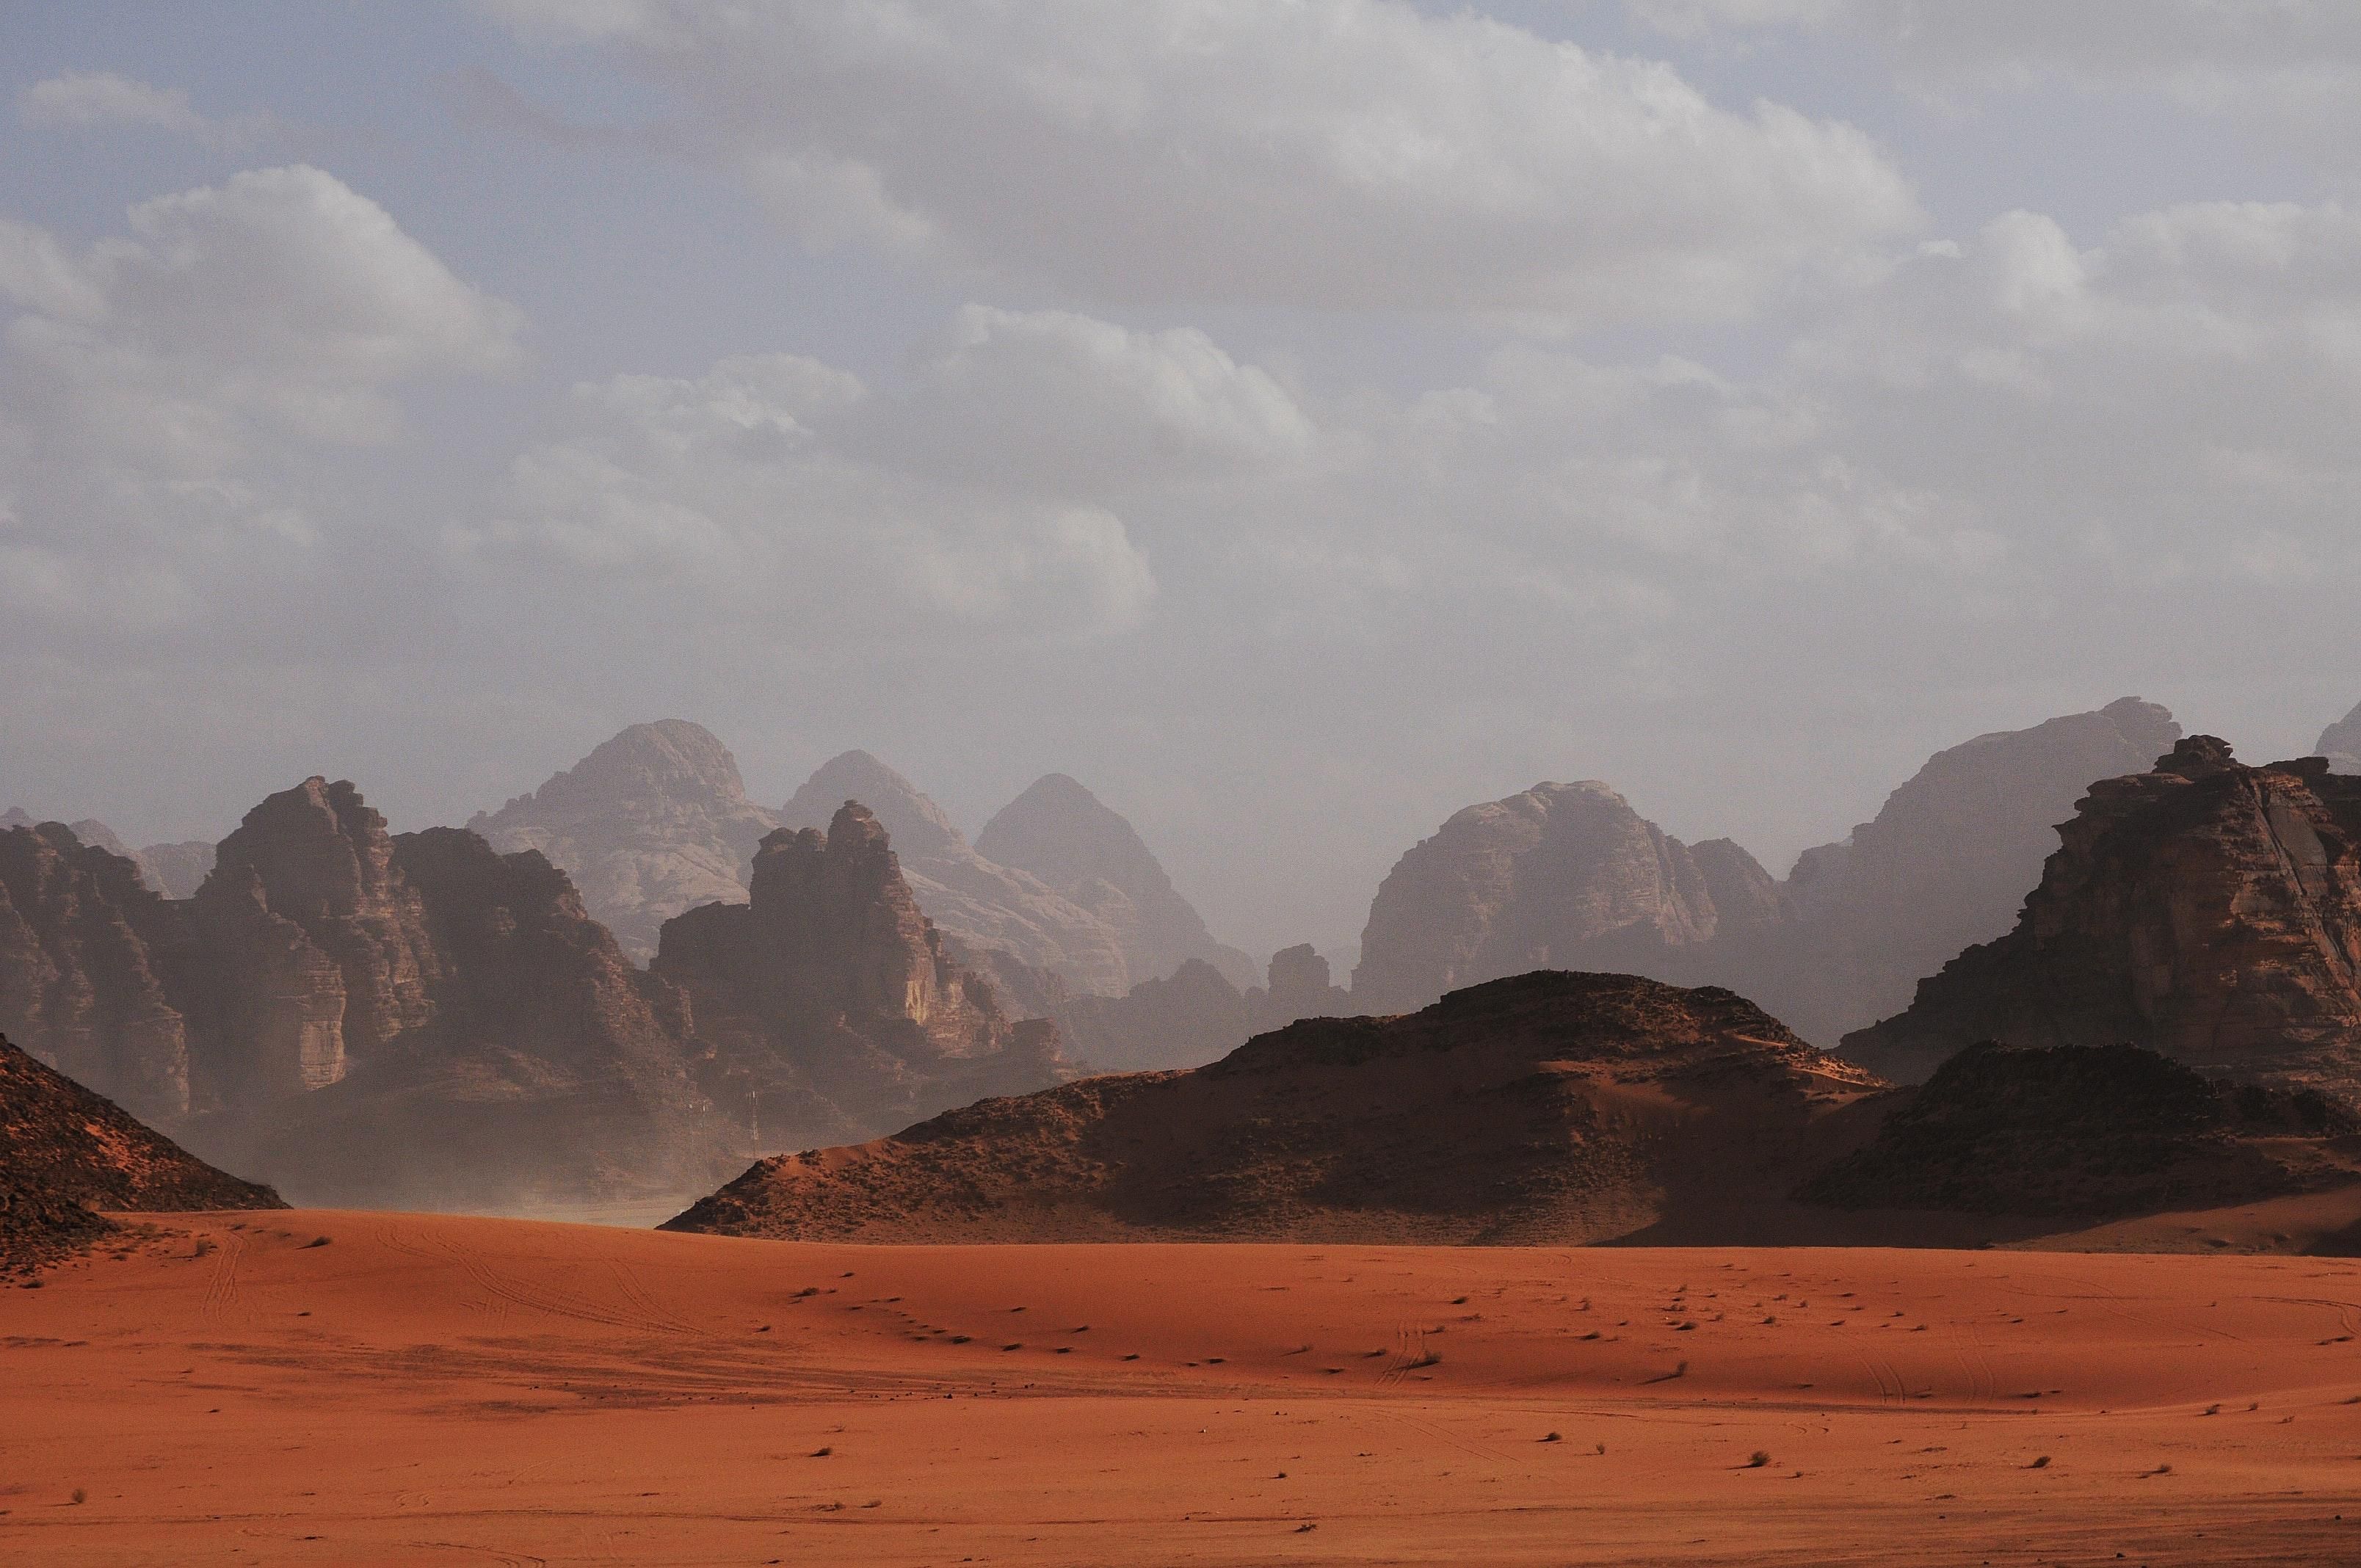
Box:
7 1211 2361 1565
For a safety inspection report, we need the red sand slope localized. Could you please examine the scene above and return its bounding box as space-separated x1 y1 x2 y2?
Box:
4 1211 2361 1564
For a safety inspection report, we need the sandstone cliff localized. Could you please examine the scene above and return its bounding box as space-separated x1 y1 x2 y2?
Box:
1769 697 2183 1041
2320 700 2361 774
1841 738 2361 1090
1350 781 1782 1015
186 778 443 1103
1344 699 2182 1042
0 822 193 1125
976 773 1256 988
782 751 1130 994
2 1029 282 1271
655 802 1067 1147
663 971 1886 1244
222 827 732 1211
467 720 781 962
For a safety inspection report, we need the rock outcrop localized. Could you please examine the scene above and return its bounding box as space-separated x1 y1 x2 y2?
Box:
2319 700 2361 774
976 774 1255 988
0 822 194 1125
1345 699 2184 1043
1350 781 1782 1015
1801 1041 2360 1219
663 971 1885 1244
221 827 730 1211
782 751 1130 994
655 802 1068 1147
186 779 443 1103
467 721 782 962
1841 738 2361 1091
1769 697 2184 1041
2 1029 282 1271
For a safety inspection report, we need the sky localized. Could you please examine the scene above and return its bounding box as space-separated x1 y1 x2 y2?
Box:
4 1 2360 959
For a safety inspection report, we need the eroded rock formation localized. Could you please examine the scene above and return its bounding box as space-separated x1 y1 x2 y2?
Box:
976 773 1255 988
1350 781 1782 1015
0 822 193 1125
655 802 1067 1145
782 751 1130 994
1770 697 2183 1041
467 720 782 962
1841 738 2361 1090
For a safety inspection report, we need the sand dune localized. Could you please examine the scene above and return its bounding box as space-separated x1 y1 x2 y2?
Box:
6 1211 2361 1564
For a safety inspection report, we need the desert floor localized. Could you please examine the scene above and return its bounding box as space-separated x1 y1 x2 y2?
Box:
6 1213 2361 1565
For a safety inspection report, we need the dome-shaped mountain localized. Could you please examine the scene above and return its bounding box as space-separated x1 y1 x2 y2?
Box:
977 773 1255 988
468 720 780 962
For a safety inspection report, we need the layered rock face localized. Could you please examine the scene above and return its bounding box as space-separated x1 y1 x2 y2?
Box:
976 774 1256 988
655 802 1067 1146
1350 781 1781 1015
468 720 782 962
1770 697 2183 1041
1841 738 2361 1090
187 779 442 1103
663 971 1888 1244
2 1029 282 1271
0 822 193 1125
782 751 1130 995
238 827 732 1211
1346 699 2183 1042
2319 700 2361 774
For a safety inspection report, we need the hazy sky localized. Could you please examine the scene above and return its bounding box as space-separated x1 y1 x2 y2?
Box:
4 1 2359 957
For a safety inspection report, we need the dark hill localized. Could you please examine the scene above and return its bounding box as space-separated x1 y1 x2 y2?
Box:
663 971 1888 1244
1801 1041 2361 1219
2 1030 283 1271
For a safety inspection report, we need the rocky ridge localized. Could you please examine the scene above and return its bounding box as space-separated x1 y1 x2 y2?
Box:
2 1029 282 1271
1803 1041 2361 1219
1841 738 2361 1089
783 751 1131 994
663 970 1887 1244
467 721 782 962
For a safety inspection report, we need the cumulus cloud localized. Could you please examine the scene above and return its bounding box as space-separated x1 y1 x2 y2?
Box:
18 70 277 148
482 0 1920 326
0 166 523 635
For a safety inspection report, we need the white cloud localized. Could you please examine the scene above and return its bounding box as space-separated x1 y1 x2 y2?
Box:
458 346 1160 646
18 70 277 148
0 167 523 634
482 0 1921 326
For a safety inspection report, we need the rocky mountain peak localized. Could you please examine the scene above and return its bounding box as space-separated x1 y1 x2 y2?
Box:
1841 738 2361 1089
781 750 969 861
467 720 781 962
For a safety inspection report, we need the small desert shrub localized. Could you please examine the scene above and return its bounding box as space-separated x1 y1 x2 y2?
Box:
70 1489 86 1505
1540 1431 1562 1443
1747 1451 1770 1469
303 1235 330 1249
2029 1456 2050 1469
